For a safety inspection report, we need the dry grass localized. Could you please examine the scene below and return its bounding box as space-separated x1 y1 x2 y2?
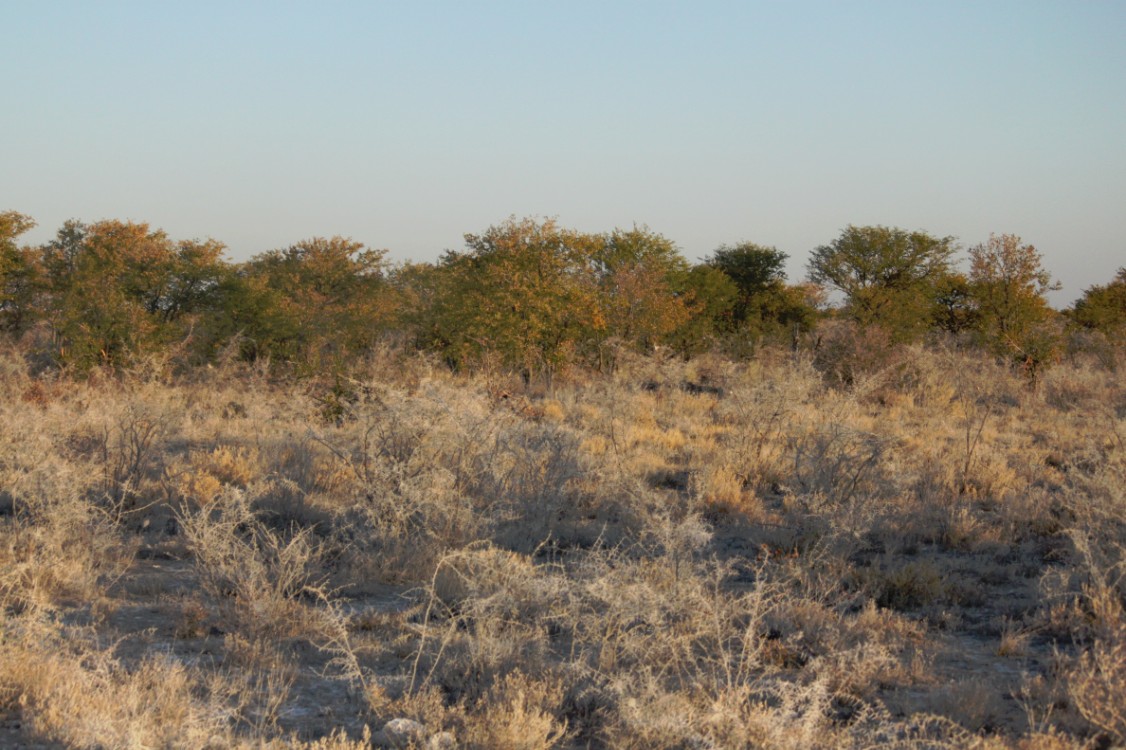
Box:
0 342 1122 747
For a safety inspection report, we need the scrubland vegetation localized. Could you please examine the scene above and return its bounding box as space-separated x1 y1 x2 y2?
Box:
1 343 1124 749
1 209 1125 748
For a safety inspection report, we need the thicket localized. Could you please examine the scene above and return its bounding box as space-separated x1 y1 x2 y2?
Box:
5 210 1121 382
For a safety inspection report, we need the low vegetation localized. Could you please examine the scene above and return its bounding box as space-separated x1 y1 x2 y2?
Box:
0 338 1121 748
1 209 1124 747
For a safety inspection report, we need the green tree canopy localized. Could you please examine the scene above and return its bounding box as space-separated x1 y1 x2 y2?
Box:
1069 268 1126 344
968 234 1058 340
931 272 979 335
37 220 229 369
807 225 957 340
0 211 40 334
968 233 1061 370
234 237 392 368
707 242 787 300
384 260 443 345
671 264 740 355
0 211 35 256
429 217 604 383
702 242 816 348
593 225 688 281
593 226 692 355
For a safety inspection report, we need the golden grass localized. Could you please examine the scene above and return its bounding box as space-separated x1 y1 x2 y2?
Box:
0 342 1121 747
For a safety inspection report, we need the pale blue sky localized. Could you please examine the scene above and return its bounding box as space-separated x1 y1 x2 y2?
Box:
3 1 1124 303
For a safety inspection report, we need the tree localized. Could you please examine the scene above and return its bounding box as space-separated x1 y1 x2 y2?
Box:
43 221 173 368
968 233 1061 372
748 282 820 344
0 211 40 334
932 272 979 336
39 219 85 280
34 219 230 370
0 211 35 248
429 217 603 384
1069 268 1126 344
807 225 957 341
968 234 1059 344
672 264 740 355
160 238 229 324
708 243 787 302
385 260 444 347
593 226 692 357
592 225 688 282
704 242 817 348
235 236 392 368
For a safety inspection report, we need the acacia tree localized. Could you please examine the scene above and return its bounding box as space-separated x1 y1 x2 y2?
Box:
384 260 443 347
592 226 692 358
672 264 740 355
1069 268 1126 344
429 217 603 384
706 242 815 346
968 234 1060 363
0 211 40 334
708 243 787 302
234 237 392 368
38 220 228 369
807 225 957 341
931 272 979 335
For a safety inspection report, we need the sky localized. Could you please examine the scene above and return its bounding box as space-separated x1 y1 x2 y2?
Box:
3 1 1124 305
